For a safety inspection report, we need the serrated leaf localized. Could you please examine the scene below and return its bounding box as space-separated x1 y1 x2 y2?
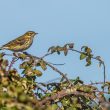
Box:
33 69 42 77
25 67 33 76
40 60 47 70
86 48 92 54
48 46 55 52
63 47 68 56
20 62 28 69
18 53 27 60
80 53 86 60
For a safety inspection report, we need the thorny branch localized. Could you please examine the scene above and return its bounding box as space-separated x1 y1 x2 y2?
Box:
69 48 106 84
40 47 106 84
0 43 109 110
3 44 106 86
39 86 110 107
44 61 72 85
14 52 72 85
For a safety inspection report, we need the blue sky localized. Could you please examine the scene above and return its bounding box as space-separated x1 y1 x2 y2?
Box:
0 0 110 83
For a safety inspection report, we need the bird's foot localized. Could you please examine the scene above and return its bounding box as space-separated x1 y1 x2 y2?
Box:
23 51 31 56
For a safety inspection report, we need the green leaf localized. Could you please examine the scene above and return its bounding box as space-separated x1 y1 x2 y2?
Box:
18 53 27 60
20 62 28 69
63 47 68 56
51 104 58 110
40 60 47 70
86 61 91 66
80 53 86 60
33 69 42 77
86 48 92 54
0 53 5 59
48 46 55 52
38 93 43 99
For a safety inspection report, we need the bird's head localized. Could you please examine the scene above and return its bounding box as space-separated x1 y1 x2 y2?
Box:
26 31 38 37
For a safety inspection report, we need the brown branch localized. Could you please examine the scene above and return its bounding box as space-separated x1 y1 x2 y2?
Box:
2 44 106 85
15 52 72 85
94 90 109 94
103 62 106 84
44 61 72 85
3 45 106 86
41 52 52 59
89 82 104 85
40 47 106 85
69 48 106 84
47 62 65 66
39 86 110 108
39 87 96 106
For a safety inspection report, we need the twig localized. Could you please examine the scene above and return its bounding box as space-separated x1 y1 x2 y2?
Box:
89 82 104 85
22 52 72 85
41 52 52 59
69 48 106 84
36 84 47 94
44 61 72 85
45 77 62 84
8 57 19 73
40 48 106 85
47 62 65 66
2 46 106 86
103 62 106 84
94 90 109 94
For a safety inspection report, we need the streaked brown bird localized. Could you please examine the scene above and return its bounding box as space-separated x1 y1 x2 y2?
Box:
0 31 38 52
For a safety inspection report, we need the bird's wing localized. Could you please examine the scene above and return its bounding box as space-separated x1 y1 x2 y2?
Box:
2 36 25 48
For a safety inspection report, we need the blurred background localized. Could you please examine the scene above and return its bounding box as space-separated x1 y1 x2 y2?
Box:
0 0 110 83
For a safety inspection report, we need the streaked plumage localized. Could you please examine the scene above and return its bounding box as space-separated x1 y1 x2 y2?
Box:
0 31 38 52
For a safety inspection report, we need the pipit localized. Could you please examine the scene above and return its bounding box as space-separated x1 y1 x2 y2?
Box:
0 31 38 52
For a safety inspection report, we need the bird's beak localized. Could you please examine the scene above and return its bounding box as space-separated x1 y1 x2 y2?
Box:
35 32 38 35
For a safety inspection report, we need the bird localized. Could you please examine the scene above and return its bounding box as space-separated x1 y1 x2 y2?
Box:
0 31 38 52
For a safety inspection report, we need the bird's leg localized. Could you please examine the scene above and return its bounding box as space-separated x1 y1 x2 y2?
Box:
23 51 35 60
23 51 31 56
